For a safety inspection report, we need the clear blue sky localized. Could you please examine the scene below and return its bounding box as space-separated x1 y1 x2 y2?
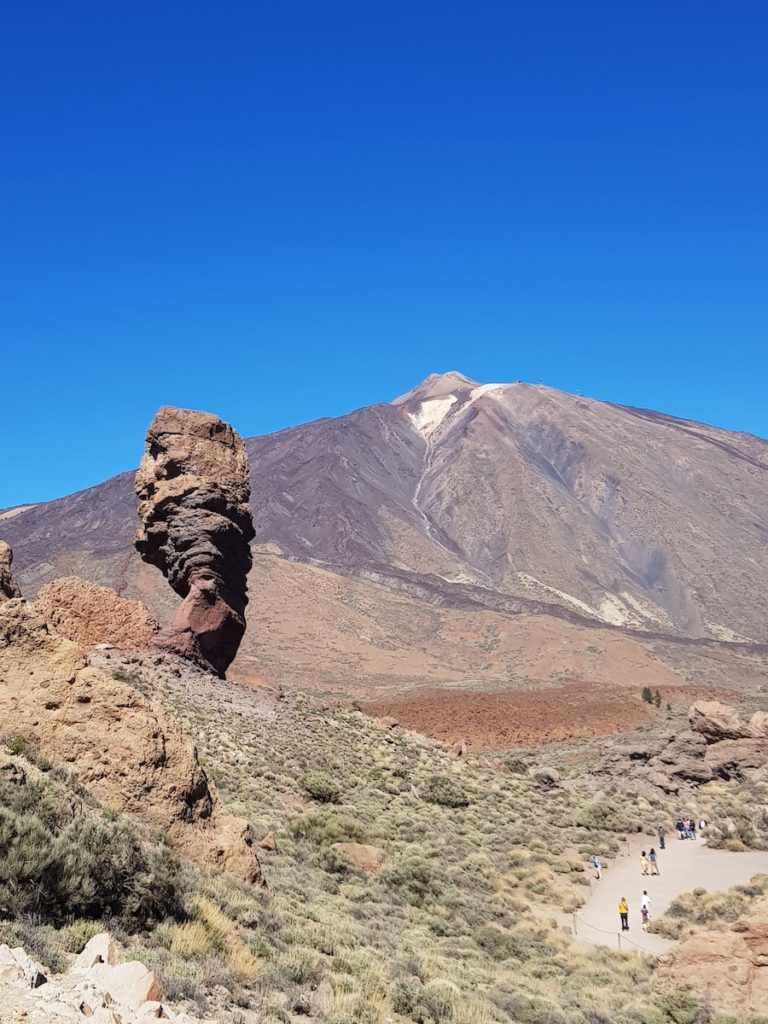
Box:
2 1 766 507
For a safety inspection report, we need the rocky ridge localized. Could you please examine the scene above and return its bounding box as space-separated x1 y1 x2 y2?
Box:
0 566 260 882
601 699 768 795
36 575 159 650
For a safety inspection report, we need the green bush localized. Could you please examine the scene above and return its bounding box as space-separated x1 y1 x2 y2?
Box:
298 771 341 804
289 809 366 845
421 775 470 808
382 856 443 907
0 774 181 926
474 924 525 961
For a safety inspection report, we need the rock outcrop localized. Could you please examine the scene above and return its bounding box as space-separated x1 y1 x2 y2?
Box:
660 898 768 1017
0 541 21 600
0 597 260 883
36 576 158 650
135 407 255 677
0 933 216 1022
600 700 768 791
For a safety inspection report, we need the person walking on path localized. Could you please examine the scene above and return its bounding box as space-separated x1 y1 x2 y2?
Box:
658 827 665 850
676 818 684 840
593 855 602 880
618 897 629 932
641 905 650 931
640 850 649 875
649 848 660 876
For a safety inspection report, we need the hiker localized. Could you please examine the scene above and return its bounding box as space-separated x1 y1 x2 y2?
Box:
618 897 629 931
658 827 665 850
649 848 660 875
641 890 651 916
593 854 602 880
676 818 684 839
690 819 697 840
699 818 707 834
684 817 693 839
641 904 650 931
640 850 649 875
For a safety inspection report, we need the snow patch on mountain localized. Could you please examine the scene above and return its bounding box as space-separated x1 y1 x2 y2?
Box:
409 396 457 436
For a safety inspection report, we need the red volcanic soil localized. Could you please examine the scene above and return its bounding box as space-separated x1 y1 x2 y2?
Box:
362 684 700 749
363 683 742 749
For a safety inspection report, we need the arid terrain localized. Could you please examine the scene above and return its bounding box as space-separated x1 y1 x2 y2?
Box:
3 373 768 746
1 393 767 1023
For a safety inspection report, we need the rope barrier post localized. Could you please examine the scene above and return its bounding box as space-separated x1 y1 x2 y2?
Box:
617 932 621 952
572 912 577 936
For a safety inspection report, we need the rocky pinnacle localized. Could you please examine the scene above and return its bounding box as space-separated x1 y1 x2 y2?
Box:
0 541 21 600
135 407 255 677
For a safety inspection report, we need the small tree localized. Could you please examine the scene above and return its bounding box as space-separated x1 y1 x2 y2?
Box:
641 687 653 704
654 689 662 707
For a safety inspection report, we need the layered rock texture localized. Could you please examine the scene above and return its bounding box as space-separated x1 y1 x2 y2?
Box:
36 576 158 649
601 700 768 793
0 541 21 600
0 593 260 883
135 407 255 677
661 899 768 1017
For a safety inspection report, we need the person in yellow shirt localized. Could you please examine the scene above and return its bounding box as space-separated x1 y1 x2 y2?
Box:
618 897 629 931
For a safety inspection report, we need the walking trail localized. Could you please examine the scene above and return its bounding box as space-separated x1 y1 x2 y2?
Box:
567 834 768 955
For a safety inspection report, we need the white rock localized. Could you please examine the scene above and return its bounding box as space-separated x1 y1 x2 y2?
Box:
73 933 122 972
90 961 163 1011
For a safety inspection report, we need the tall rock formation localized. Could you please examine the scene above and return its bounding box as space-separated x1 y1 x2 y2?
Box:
135 407 255 677
0 541 21 600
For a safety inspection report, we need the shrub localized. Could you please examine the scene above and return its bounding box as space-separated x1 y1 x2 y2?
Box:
382 856 443 907
0 774 181 926
474 924 525 961
289 809 366 846
298 771 341 804
422 775 470 808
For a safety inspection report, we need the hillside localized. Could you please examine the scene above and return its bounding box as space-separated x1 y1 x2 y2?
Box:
3 373 768 733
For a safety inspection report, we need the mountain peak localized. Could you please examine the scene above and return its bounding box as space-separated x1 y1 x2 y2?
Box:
392 371 479 406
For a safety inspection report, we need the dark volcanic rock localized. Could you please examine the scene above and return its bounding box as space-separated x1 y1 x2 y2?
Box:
135 407 255 677
0 542 21 600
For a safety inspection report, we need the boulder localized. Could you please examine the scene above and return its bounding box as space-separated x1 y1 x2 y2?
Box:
689 701 750 742
90 961 163 1011
749 711 768 739
36 577 158 651
135 407 255 678
72 933 122 972
0 542 21 600
330 842 387 874
645 770 678 794
258 832 278 852
661 899 768 1016
704 738 768 779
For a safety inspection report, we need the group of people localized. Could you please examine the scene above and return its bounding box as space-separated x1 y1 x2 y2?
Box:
593 816 710 935
618 890 652 932
676 817 706 840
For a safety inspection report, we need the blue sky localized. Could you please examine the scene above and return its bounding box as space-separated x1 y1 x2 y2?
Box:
1 1 766 507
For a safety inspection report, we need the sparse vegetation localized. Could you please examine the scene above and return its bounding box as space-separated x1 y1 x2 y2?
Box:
0 770 181 926
3 665 764 1023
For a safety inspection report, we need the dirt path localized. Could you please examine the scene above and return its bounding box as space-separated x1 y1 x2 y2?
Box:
568 834 768 955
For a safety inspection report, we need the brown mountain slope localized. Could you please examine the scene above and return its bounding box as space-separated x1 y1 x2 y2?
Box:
2 373 768 718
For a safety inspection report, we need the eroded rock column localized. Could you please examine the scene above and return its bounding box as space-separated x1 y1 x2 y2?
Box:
135 407 255 677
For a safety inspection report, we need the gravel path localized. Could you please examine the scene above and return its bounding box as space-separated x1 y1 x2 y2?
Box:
569 834 768 955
